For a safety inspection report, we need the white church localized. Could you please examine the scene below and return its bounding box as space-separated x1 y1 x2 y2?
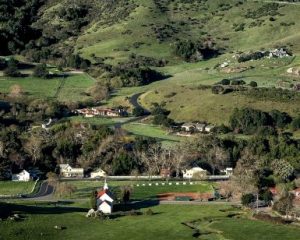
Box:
96 180 114 214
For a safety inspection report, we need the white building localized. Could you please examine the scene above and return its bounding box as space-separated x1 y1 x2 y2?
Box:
182 167 208 179
12 170 31 182
97 181 113 214
221 167 233 176
90 168 106 178
59 164 84 178
204 125 214 133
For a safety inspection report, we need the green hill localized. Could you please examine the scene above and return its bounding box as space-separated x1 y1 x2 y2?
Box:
1 0 300 124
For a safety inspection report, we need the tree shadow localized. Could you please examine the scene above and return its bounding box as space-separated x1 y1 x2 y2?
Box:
0 202 87 218
114 199 160 212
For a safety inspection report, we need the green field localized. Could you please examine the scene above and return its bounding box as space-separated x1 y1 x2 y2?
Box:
0 73 94 103
0 181 35 196
1 202 299 240
122 122 183 143
76 0 300 62
61 180 213 200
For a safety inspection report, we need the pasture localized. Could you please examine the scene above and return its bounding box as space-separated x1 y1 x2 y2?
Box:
1 202 299 240
61 180 213 200
0 73 94 103
0 181 35 196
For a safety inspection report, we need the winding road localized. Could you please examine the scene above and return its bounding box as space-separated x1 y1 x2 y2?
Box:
23 181 54 200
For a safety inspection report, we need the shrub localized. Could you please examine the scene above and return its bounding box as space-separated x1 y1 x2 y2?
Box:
33 64 49 78
145 209 154 216
132 107 145 117
241 193 255 206
249 81 258 88
219 79 230 85
4 58 21 77
291 116 300 130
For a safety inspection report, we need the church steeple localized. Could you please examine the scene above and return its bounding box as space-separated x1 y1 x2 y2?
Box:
103 178 109 190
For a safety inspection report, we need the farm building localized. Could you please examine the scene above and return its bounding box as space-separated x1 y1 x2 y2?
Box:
12 170 31 182
90 168 106 178
182 167 208 179
181 123 214 133
76 107 127 118
59 164 84 178
220 167 233 176
181 123 195 132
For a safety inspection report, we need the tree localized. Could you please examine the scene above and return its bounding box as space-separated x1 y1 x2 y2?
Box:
170 143 190 178
0 157 11 180
46 172 59 186
132 107 144 117
55 182 77 197
249 81 258 88
271 159 294 182
273 192 294 216
90 190 97 210
120 185 133 203
241 193 255 206
24 135 43 165
89 83 110 102
33 64 49 78
4 58 21 77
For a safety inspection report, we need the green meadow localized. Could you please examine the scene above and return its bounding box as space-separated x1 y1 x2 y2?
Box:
1 202 299 240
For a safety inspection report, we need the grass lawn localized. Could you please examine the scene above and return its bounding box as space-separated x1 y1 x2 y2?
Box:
63 180 213 200
122 122 183 146
0 202 299 240
0 181 35 196
0 73 94 103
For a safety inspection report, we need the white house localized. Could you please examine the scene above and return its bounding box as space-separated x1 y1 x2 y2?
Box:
221 167 233 176
181 123 195 132
204 125 214 133
90 168 106 178
12 170 31 182
182 167 208 179
97 181 113 214
59 164 84 178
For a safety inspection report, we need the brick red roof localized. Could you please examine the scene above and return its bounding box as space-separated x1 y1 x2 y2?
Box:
97 190 107 198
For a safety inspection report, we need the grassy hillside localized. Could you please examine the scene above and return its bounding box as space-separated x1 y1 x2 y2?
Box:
1 203 300 240
76 0 300 63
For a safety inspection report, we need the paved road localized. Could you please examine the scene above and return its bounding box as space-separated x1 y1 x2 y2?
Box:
23 181 54 199
129 92 151 115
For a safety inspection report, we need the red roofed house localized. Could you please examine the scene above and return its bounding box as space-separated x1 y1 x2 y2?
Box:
97 180 114 214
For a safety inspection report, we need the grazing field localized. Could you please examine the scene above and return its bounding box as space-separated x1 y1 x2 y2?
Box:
0 74 94 103
122 123 183 144
140 87 300 125
77 0 300 63
0 181 35 196
63 180 213 200
1 202 299 240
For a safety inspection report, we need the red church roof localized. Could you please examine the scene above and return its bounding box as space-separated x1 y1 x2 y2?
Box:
97 190 107 198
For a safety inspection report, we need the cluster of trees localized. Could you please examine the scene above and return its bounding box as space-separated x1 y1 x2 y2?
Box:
0 0 44 55
174 39 220 62
229 108 296 134
242 87 300 102
245 3 281 19
151 103 174 127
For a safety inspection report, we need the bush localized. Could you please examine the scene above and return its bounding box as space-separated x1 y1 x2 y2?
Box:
4 59 21 77
145 209 154 216
33 64 49 78
132 107 145 117
219 79 230 85
249 81 258 88
291 116 300 130
241 193 255 206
